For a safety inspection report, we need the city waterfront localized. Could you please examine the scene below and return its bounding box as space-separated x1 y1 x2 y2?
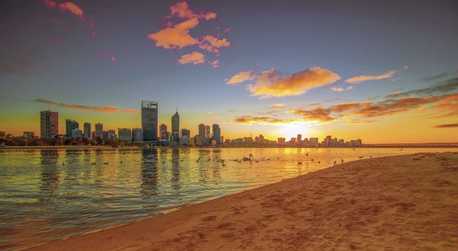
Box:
1 147 456 250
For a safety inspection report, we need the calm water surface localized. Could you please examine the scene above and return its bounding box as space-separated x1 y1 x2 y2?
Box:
0 147 456 250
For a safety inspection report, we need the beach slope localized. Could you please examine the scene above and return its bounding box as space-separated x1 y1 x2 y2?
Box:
29 152 458 251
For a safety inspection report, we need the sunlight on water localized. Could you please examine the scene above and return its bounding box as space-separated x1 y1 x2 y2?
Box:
0 147 455 250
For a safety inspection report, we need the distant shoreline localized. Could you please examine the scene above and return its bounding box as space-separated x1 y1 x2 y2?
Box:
1 144 458 150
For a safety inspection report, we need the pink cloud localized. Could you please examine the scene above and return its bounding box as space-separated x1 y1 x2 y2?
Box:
178 51 205 65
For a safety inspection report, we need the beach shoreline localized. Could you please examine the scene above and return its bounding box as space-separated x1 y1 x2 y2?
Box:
24 152 458 251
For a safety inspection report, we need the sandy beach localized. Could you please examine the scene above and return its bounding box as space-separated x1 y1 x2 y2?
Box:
27 152 458 251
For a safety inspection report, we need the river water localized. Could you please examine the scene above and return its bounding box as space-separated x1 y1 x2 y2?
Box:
0 147 455 250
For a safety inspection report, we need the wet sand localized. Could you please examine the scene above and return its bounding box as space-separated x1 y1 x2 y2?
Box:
28 152 458 251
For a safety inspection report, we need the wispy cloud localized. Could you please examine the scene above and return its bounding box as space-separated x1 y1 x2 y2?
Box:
226 71 256 85
248 67 341 98
234 115 289 125
148 1 230 67
387 78 458 98
291 93 458 122
346 70 397 84
178 51 205 65
270 103 287 109
330 86 353 92
434 123 458 128
34 98 137 113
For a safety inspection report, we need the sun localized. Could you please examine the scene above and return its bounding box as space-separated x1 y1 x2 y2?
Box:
276 122 314 140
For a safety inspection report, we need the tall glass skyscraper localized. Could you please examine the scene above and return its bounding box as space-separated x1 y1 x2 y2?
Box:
171 111 180 144
141 100 158 142
212 124 221 144
40 110 58 139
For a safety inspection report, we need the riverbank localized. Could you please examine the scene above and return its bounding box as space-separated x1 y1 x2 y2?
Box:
27 152 458 251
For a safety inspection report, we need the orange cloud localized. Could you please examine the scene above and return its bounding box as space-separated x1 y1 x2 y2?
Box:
435 123 458 128
290 93 458 122
148 1 230 67
226 71 256 85
249 67 341 98
43 0 84 19
148 18 200 49
346 70 397 84
199 35 230 53
234 115 287 125
34 98 137 113
58 2 84 18
292 107 335 122
178 51 205 65
170 1 216 20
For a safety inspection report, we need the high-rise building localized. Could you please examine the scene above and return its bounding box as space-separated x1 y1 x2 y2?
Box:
198 124 205 138
159 123 169 145
83 122 91 139
205 125 210 141
40 111 58 139
95 123 103 139
181 128 190 145
212 124 221 144
118 128 132 142
171 111 180 144
65 119 79 138
141 100 158 142
132 128 143 142
297 134 302 145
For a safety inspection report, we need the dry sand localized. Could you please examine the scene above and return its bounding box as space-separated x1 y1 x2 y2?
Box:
28 152 458 251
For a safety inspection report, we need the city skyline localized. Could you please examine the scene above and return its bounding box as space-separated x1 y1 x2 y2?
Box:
1 0 458 143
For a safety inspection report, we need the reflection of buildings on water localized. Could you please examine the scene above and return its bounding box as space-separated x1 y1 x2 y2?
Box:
171 148 180 191
140 148 158 199
211 149 222 183
39 150 60 200
197 149 210 183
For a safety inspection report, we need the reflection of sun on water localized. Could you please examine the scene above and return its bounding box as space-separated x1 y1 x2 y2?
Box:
277 122 315 140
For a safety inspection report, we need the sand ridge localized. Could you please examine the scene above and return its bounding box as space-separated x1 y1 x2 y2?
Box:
27 152 458 251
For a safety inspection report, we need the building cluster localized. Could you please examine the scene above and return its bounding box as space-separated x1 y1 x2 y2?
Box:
224 134 362 147
0 100 223 147
1 100 364 148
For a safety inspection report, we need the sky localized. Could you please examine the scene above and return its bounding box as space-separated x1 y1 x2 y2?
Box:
0 0 457 143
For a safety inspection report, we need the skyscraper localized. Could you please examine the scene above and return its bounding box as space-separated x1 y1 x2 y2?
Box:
65 119 79 138
171 111 180 144
83 122 91 139
95 123 103 139
132 128 143 142
181 128 190 145
40 111 58 139
118 128 132 142
198 124 205 138
141 100 158 142
205 125 210 143
212 124 221 144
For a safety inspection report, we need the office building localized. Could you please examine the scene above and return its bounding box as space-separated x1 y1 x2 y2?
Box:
212 124 221 144
132 128 143 142
40 110 58 139
83 122 91 139
159 123 169 145
171 111 180 144
141 100 158 142
181 128 190 145
71 129 83 139
95 123 103 139
65 119 79 138
118 128 132 142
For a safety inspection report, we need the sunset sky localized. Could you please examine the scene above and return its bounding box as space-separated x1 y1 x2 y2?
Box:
0 0 457 143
